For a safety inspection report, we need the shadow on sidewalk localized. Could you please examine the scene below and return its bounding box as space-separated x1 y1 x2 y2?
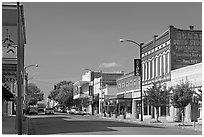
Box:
2 115 28 134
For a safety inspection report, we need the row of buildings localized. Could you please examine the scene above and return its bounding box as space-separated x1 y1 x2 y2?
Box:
73 25 202 123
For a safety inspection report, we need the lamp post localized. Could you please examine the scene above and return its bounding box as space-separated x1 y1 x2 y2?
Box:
120 38 144 121
24 64 38 111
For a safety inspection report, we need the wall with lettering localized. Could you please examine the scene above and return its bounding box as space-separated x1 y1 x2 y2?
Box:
171 27 202 70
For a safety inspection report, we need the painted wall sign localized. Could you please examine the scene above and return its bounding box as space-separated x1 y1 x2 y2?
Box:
171 28 202 70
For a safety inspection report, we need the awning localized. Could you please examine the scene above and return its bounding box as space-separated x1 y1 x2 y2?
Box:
2 86 14 101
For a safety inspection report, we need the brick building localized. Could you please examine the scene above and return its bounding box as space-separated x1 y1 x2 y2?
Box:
141 25 202 121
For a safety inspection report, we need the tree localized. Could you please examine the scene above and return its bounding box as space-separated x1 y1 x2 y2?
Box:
144 82 170 122
27 83 44 105
48 89 60 100
170 81 194 125
48 80 74 107
55 84 74 107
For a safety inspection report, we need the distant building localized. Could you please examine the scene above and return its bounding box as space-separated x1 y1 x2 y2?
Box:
73 81 90 113
73 71 124 115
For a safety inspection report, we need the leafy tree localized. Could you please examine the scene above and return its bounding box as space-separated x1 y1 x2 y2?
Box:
27 83 44 105
55 84 74 107
48 80 74 107
144 82 170 122
48 89 60 100
170 81 194 125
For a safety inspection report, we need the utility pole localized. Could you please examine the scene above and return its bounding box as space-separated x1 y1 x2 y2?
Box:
17 2 23 134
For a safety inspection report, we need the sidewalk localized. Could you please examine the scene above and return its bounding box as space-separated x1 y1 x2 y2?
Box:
99 115 202 133
2 115 28 134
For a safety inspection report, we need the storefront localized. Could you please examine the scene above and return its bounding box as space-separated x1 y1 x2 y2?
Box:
2 86 14 117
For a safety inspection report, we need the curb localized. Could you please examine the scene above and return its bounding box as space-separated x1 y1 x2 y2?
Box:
99 116 202 133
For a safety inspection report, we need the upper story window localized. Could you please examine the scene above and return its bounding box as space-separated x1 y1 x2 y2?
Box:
126 81 129 87
133 79 137 85
129 80 132 86
122 82 125 88
118 83 121 89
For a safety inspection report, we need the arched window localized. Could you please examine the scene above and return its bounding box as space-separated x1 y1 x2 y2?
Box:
152 58 154 78
142 63 145 81
148 60 152 79
167 51 170 73
163 53 166 75
155 57 158 77
145 62 148 80
160 55 162 76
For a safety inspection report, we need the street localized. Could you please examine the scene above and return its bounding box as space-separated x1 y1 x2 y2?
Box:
26 113 201 135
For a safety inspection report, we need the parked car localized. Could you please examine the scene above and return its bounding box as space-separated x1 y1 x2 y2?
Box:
66 108 71 114
38 107 45 113
45 108 54 115
76 110 87 115
27 106 38 115
69 107 77 114
59 107 67 113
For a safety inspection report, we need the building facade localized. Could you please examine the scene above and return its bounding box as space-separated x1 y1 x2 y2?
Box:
141 25 202 121
166 63 202 122
73 81 91 113
73 71 124 114
116 72 141 119
2 4 26 117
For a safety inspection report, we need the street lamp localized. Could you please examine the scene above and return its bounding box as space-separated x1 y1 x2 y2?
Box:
24 64 38 110
120 38 144 121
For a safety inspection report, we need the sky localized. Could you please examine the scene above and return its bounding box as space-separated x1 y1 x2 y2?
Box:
6 2 202 103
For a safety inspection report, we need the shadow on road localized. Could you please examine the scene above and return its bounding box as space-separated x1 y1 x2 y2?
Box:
28 117 164 135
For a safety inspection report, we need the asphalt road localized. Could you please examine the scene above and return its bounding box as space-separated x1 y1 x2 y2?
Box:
27 113 201 135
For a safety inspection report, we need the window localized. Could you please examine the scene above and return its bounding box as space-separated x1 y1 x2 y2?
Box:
160 55 163 76
129 80 132 86
152 59 154 78
160 106 166 116
167 52 170 73
133 79 137 85
145 62 148 80
142 63 145 81
148 61 151 79
126 81 129 87
163 54 166 74
155 57 158 77
122 83 125 88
